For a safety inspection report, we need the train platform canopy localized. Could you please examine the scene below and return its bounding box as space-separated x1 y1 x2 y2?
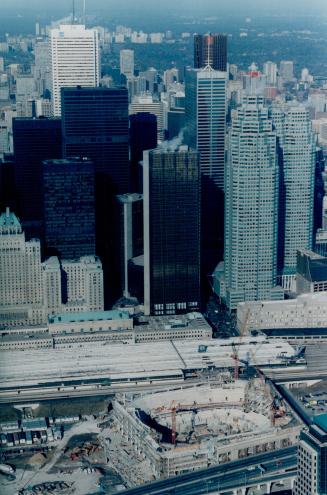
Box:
0 336 296 389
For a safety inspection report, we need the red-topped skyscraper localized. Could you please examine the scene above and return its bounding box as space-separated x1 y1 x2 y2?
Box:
194 33 227 72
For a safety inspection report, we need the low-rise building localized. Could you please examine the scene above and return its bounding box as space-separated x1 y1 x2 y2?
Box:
0 312 211 350
238 292 327 332
134 312 212 342
0 333 53 350
48 310 133 334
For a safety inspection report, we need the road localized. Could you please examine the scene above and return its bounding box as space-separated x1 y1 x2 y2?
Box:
265 369 327 382
205 296 238 338
0 378 218 405
122 447 297 495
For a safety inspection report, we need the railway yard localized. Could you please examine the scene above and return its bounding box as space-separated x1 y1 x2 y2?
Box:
1 337 326 494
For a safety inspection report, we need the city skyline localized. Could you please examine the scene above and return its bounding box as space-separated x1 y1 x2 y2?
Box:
0 1 327 494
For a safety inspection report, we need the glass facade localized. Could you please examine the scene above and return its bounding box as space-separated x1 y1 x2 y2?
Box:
129 112 157 193
12 117 62 240
61 87 130 305
144 148 201 316
185 68 227 274
61 87 129 193
194 33 227 72
42 158 96 259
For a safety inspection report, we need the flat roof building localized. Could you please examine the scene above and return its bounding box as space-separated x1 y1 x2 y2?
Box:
296 249 327 294
238 292 327 332
143 147 201 316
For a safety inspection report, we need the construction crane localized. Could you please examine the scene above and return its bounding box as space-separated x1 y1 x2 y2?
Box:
247 343 286 426
231 308 250 381
156 400 227 445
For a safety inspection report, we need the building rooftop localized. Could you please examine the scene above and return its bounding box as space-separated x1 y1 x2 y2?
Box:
297 249 327 282
130 254 144 266
239 291 327 309
43 157 92 165
135 312 211 332
117 193 143 203
43 256 60 269
0 333 52 343
48 310 130 324
313 414 327 433
0 337 297 390
262 327 327 337
0 208 21 230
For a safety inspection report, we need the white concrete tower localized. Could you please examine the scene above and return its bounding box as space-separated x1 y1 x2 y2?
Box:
263 61 277 86
50 24 100 116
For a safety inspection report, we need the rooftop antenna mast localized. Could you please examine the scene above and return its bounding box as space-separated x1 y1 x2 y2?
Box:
72 0 75 24
83 0 86 25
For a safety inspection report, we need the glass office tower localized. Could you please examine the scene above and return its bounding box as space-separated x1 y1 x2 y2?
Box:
143 146 201 316
61 87 130 305
13 117 62 241
194 33 227 72
42 157 96 259
185 67 227 274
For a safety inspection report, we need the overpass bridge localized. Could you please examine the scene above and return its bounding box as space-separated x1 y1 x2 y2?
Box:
122 447 297 495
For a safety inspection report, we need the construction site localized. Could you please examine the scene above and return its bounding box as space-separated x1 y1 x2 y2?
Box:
112 372 300 481
0 312 308 492
106 312 301 482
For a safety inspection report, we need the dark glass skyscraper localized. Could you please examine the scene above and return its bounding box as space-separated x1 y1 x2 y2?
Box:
129 112 157 192
61 86 129 193
61 87 129 305
13 117 62 240
143 146 201 316
194 33 227 71
0 158 17 213
42 158 96 259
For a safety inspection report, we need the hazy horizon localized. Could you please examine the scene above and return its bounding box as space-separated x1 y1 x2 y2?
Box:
1 0 327 16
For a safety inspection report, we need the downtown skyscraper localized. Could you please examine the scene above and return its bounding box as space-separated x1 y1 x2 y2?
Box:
221 96 284 310
120 49 135 80
129 112 157 192
61 86 129 305
270 105 316 291
62 86 129 193
194 33 227 72
185 66 227 273
13 117 62 240
143 146 201 316
51 24 100 116
42 157 96 259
